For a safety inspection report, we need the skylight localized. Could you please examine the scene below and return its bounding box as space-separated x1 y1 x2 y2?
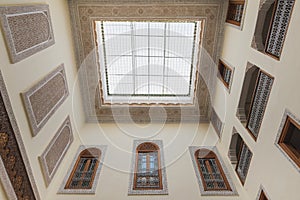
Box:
95 20 202 104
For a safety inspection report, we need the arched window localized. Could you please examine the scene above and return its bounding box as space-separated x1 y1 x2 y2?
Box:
133 142 162 190
59 145 107 194
189 147 237 196
129 140 168 195
195 149 231 191
65 148 101 189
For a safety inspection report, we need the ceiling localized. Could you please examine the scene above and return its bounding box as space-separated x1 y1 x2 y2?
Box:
68 0 227 123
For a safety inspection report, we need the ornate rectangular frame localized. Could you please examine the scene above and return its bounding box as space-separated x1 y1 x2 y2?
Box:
39 116 74 186
0 4 55 63
21 64 69 136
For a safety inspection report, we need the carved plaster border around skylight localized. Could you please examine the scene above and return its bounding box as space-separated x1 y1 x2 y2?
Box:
68 0 228 123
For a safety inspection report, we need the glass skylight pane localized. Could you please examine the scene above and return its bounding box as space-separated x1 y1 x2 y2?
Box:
135 76 148 94
134 22 148 35
136 57 148 75
110 83 134 94
166 57 191 77
135 36 148 56
150 57 164 76
167 22 195 37
149 76 164 94
149 37 164 56
150 22 165 36
96 20 201 104
103 21 131 35
105 35 132 56
107 56 132 75
166 37 193 57
165 76 190 95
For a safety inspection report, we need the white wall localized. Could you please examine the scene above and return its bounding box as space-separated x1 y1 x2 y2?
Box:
0 0 299 199
45 123 251 200
0 0 84 199
214 0 300 199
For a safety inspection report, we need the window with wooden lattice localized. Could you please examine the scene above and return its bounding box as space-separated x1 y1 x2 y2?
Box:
65 148 100 189
133 142 162 190
235 142 252 184
218 60 233 89
252 0 295 59
226 0 245 27
259 190 269 200
195 149 231 191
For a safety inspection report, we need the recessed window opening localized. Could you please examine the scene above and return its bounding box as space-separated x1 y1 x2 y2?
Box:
278 115 300 168
95 20 202 105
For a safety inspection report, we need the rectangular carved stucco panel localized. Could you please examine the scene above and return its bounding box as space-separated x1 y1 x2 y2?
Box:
22 64 69 136
39 116 74 186
0 4 55 63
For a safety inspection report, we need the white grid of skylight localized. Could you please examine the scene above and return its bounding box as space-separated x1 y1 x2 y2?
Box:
96 21 201 104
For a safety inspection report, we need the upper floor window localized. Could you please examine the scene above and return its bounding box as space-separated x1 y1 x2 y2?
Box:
236 63 274 141
65 148 100 189
259 190 268 200
226 0 246 27
256 186 270 200
218 60 233 90
58 145 107 194
276 110 300 169
134 142 162 190
189 146 237 196
252 0 295 59
196 149 231 191
236 142 252 184
129 140 168 195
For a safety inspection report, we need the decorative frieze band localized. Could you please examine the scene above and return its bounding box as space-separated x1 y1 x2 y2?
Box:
22 64 69 136
0 4 55 63
39 116 74 186
0 71 40 199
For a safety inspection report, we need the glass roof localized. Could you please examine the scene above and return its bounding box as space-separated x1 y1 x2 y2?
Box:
95 21 202 104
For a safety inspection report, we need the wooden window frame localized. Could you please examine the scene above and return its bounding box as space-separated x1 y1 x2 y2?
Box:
245 69 274 141
133 142 163 190
235 141 252 185
259 190 269 200
64 148 101 190
263 0 295 60
218 60 233 89
226 0 245 26
195 149 232 191
278 116 300 168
